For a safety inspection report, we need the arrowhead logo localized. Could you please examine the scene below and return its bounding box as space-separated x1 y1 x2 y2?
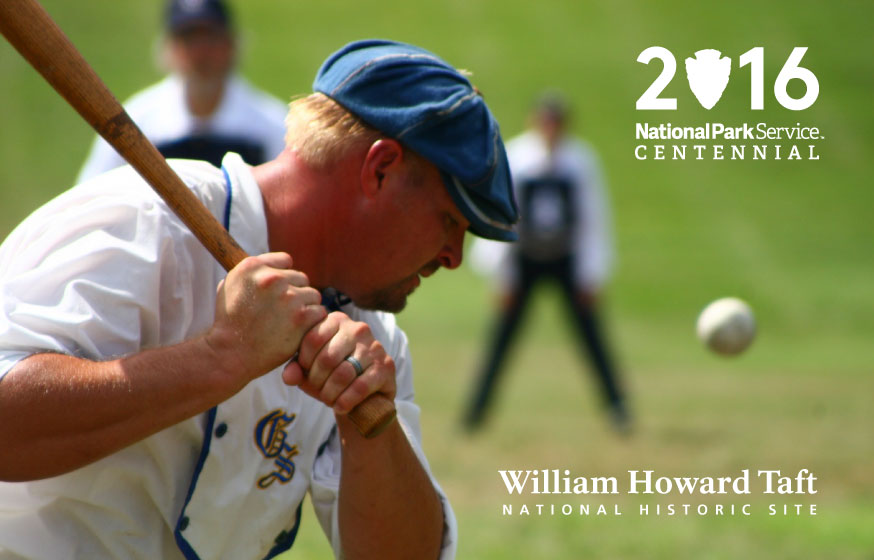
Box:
685 49 731 110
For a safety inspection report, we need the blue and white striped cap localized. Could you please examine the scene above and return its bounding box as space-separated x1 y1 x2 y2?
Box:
313 40 518 241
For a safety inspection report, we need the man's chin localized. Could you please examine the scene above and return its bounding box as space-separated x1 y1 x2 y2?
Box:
353 295 409 314
352 285 417 313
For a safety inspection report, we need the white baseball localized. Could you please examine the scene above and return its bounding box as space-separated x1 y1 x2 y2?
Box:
696 297 756 355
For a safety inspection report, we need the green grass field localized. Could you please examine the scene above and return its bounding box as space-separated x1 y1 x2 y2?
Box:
1 0 872 558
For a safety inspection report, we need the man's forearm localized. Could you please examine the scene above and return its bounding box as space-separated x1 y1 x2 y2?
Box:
337 417 444 559
0 254 330 482
0 337 237 481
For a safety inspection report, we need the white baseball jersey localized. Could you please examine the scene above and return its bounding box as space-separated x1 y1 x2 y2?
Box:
0 154 457 559
76 74 289 182
469 130 614 291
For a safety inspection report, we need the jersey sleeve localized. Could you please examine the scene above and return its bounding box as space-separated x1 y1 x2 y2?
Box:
0 167 217 379
308 314 458 559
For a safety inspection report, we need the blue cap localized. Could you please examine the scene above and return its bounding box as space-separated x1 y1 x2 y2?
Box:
165 0 232 33
313 40 518 241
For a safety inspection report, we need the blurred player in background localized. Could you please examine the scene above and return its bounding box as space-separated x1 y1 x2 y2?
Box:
77 0 287 182
464 91 630 433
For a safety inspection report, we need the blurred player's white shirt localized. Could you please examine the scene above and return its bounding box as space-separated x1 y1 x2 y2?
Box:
469 129 614 291
76 74 288 182
0 154 457 560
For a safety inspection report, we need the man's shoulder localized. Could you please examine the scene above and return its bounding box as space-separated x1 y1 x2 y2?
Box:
166 158 226 185
75 159 228 228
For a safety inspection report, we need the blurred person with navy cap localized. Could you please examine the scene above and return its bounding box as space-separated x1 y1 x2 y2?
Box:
0 39 516 559
77 0 288 182
465 90 630 434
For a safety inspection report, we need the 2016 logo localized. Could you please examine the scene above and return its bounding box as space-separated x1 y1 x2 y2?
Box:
636 47 819 111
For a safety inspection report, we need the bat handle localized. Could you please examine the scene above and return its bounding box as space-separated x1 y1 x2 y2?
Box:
348 394 397 438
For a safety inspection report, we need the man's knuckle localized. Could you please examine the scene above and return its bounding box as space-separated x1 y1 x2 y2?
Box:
382 355 396 372
256 269 282 291
302 286 321 303
314 305 329 322
291 304 311 325
286 270 308 287
329 310 349 323
351 321 371 338
239 256 259 271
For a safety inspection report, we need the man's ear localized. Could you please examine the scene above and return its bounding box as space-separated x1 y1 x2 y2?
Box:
360 139 404 198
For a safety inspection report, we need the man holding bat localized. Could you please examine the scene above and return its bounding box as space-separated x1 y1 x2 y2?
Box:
0 39 518 559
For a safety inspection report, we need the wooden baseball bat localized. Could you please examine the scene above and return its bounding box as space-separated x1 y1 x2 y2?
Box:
0 0 397 438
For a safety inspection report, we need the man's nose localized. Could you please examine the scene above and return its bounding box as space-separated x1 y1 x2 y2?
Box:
437 229 465 270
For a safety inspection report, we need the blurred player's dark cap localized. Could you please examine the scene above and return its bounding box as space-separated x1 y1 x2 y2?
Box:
165 0 232 33
313 39 519 242
534 90 570 122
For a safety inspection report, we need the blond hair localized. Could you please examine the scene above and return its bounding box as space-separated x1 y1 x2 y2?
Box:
285 93 430 185
284 93 383 169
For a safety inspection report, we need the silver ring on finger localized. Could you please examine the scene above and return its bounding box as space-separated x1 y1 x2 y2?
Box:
344 355 364 377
